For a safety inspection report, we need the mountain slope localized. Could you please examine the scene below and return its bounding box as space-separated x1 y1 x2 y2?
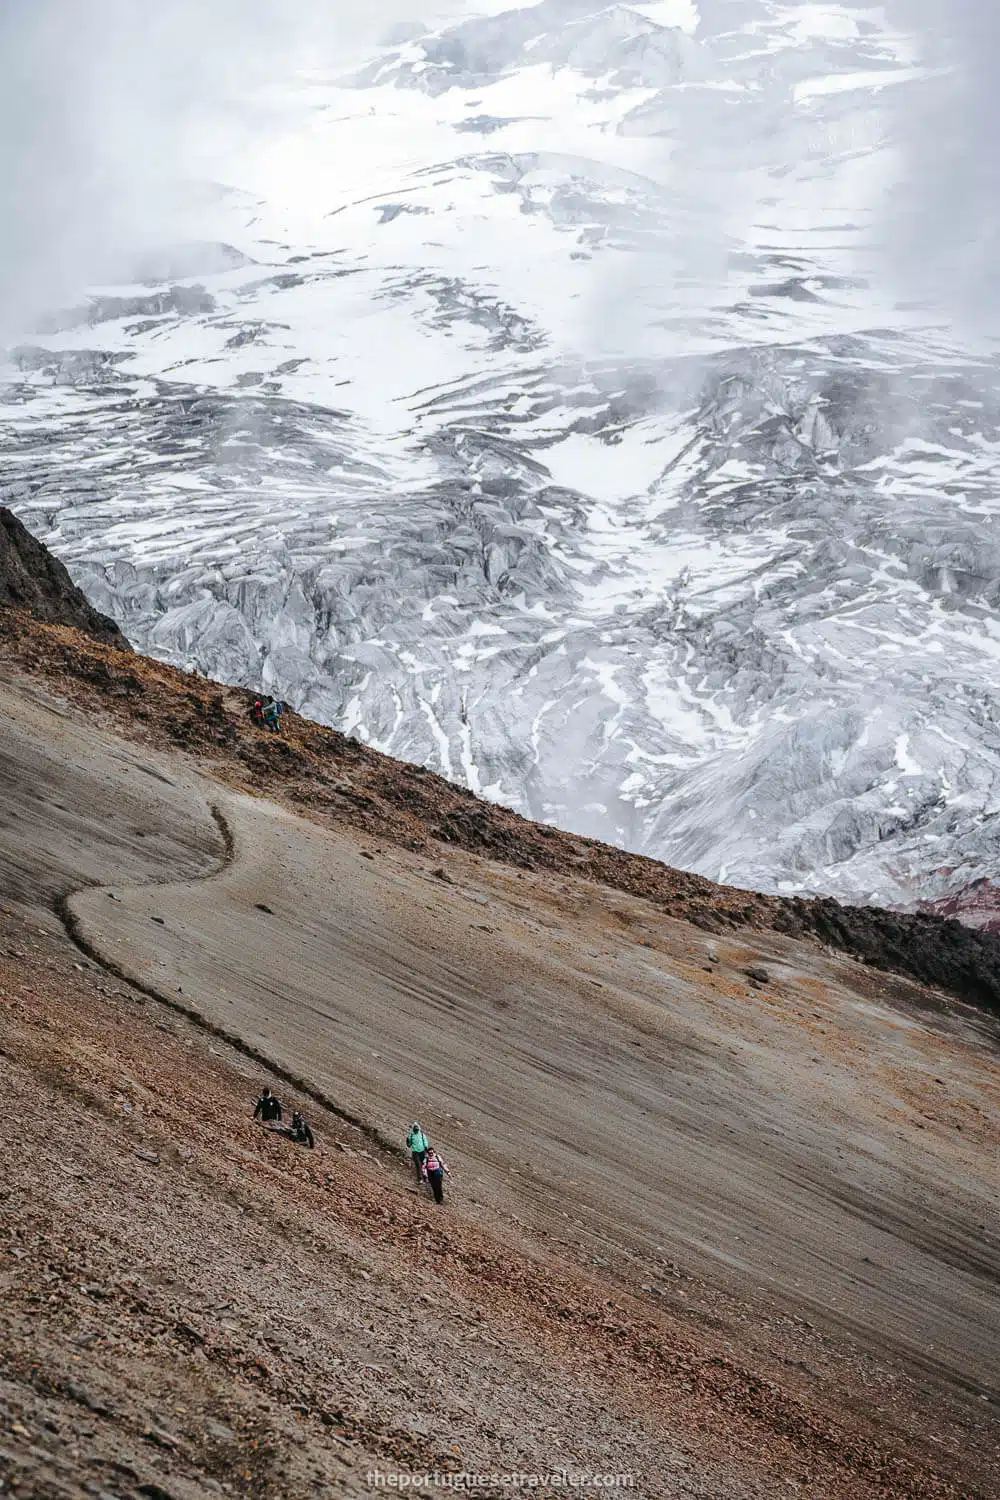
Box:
2 644 999 1499
2 520 999 1496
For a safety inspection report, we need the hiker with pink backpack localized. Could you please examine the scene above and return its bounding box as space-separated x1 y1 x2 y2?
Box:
421 1144 450 1204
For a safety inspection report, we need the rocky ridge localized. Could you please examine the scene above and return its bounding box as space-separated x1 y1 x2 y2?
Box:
0 506 127 648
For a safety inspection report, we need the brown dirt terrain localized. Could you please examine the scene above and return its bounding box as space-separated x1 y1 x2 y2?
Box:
1 656 999 1498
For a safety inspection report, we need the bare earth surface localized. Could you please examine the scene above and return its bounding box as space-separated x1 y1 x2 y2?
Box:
2 668 1000 1498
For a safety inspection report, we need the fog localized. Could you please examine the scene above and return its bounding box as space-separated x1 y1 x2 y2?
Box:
0 0 479 337
3 0 1000 343
880 0 1000 338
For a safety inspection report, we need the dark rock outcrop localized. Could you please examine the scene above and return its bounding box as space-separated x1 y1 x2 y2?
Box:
0 508 129 648
773 897 1000 1018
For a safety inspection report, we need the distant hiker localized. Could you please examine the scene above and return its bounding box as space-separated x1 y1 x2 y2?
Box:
290 1111 314 1149
263 697 283 731
423 1146 450 1205
253 1087 283 1123
251 698 266 726
407 1121 429 1181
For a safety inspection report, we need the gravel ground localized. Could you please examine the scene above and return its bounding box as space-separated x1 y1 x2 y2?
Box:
1 663 998 1499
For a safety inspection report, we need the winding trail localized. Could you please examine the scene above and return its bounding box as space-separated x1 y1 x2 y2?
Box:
57 799 404 1158
4 672 1000 1440
66 785 1000 1408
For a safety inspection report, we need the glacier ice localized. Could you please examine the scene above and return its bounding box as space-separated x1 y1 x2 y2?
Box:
2 0 999 916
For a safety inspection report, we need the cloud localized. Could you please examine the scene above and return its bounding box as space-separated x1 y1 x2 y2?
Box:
0 0 471 338
880 0 1000 335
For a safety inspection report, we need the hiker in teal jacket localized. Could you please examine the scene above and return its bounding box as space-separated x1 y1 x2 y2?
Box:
407 1121 429 1182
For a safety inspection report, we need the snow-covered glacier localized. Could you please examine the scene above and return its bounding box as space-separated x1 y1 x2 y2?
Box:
4 0 1000 916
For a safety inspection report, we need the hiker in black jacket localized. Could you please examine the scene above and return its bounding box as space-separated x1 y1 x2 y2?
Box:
253 1087 283 1123
423 1145 450 1204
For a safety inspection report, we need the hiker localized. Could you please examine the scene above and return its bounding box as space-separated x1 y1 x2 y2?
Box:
262 697 282 731
423 1145 450 1205
253 1087 283 1123
251 698 266 726
290 1111 314 1148
407 1121 429 1182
